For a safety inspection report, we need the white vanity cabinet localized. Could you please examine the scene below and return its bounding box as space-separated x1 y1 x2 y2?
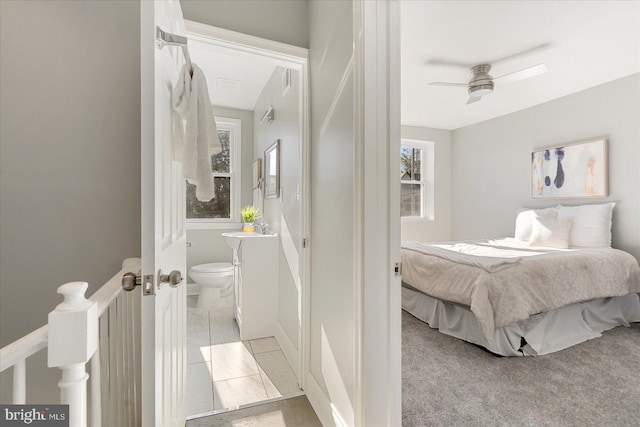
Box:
223 232 279 341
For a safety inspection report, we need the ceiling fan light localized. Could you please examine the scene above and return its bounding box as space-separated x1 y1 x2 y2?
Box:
469 83 494 97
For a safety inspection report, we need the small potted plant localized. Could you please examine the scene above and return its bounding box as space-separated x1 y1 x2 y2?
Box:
241 205 260 232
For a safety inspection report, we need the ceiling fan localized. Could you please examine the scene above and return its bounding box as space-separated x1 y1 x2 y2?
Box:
429 62 548 104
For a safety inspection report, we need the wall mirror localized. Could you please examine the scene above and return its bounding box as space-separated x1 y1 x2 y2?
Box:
264 140 280 199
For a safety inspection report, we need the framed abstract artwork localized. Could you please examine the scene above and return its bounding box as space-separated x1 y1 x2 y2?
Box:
531 138 608 199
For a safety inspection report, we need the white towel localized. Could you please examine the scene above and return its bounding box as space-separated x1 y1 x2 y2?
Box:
172 63 221 201
171 108 185 162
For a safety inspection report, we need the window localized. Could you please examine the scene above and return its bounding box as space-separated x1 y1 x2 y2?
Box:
186 117 241 226
400 139 434 220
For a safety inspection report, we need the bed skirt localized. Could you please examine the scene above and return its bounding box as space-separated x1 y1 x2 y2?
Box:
402 285 640 356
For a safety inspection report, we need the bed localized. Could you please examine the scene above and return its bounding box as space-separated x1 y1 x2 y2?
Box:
401 203 640 356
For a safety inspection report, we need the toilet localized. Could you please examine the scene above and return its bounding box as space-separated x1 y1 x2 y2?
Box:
189 262 234 311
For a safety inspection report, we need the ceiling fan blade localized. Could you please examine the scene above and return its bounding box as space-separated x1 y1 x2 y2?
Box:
490 43 551 65
426 43 551 69
428 82 467 87
494 63 548 84
426 58 474 68
466 95 482 105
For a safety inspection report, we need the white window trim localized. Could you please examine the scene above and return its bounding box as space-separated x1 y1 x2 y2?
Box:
401 138 435 222
187 116 242 230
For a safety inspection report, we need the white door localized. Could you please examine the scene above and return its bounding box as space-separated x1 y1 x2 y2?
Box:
140 1 187 426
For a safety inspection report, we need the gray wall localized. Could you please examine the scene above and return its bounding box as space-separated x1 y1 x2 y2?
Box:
253 67 301 348
186 106 254 274
0 0 141 402
0 0 141 345
451 74 640 260
253 68 301 250
309 0 355 422
181 0 309 48
401 126 452 243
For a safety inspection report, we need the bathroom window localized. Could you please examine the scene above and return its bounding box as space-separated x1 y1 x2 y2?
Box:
401 139 434 220
186 117 241 226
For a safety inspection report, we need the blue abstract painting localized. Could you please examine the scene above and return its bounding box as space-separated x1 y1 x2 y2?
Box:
531 139 607 199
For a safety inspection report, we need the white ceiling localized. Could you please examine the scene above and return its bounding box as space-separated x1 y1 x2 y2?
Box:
188 37 277 111
401 0 640 130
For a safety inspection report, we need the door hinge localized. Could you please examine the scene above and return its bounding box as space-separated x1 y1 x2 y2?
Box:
303 238 309 248
394 262 402 277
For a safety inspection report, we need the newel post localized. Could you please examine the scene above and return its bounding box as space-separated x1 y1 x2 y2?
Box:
48 282 98 427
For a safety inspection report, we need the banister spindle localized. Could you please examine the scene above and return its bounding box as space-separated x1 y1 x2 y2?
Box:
13 359 26 404
90 350 102 427
48 282 98 427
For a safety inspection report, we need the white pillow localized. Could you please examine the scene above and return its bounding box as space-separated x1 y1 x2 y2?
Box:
514 206 558 241
528 216 572 249
557 202 615 248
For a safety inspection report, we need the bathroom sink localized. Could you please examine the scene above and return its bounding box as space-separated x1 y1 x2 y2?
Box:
222 231 278 251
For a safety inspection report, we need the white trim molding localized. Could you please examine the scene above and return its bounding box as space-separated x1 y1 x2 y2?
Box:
185 20 309 68
353 0 402 426
305 373 350 427
185 222 242 231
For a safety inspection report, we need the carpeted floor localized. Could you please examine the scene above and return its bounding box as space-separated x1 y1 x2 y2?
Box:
402 310 640 427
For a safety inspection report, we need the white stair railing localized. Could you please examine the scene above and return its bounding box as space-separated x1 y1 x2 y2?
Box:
48 281 98 427
0 325 48 404
0 258 141 427
91 258 141 427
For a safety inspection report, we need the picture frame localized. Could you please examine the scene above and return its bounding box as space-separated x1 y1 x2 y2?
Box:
531 138 608 199
252 158 261 189
264 140 280 199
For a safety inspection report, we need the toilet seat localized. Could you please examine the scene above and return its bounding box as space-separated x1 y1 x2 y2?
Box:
190 262 233 274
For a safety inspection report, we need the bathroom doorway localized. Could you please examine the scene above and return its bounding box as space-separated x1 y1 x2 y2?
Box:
181 21 310 420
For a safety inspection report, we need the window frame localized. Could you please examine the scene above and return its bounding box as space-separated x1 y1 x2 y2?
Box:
186 116 242 229
400 138 435 221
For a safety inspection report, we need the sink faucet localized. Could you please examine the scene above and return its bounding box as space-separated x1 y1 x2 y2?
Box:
254 221 271 235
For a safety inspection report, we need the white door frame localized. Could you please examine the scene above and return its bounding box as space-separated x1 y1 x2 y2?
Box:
183 20 312 390
353 0 402 426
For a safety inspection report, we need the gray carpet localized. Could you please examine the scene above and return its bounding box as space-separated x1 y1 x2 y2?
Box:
402 310 640 427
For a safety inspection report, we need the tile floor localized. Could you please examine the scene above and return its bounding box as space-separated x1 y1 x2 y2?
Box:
186 294 301 419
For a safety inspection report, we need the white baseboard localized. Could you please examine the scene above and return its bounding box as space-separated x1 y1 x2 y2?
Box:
274 323 299 380
305 373 336 427
305 372 351 427
333 404 350 427
305 373 350 427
